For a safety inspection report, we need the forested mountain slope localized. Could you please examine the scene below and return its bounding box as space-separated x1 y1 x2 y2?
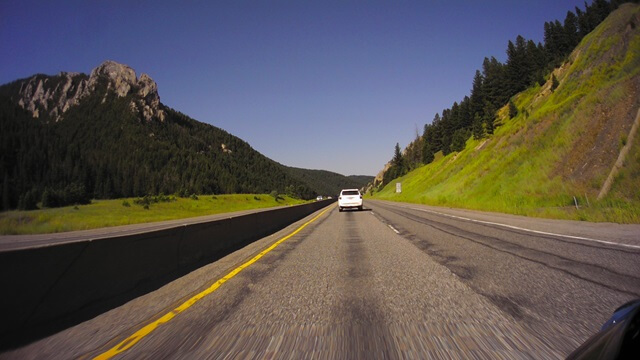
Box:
0 61 326 209
374 3 640 223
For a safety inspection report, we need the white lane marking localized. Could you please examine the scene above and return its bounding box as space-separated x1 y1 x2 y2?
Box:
405 206 640 250
388 225 400 234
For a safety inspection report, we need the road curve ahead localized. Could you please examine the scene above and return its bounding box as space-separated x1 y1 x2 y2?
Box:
4 200 639 359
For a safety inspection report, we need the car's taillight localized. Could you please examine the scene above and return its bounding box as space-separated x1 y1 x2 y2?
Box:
339 196 342 200
360 195 362 199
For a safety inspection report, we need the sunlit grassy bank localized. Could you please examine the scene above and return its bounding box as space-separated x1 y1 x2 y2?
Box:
372 145 640 223
0 194 308 235
373 5 640 223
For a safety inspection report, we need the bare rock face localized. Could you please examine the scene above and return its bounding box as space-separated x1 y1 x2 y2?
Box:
14 60 165 122
134 73 164 122
363 161 391 193
17 73 85 120
88 60 136 97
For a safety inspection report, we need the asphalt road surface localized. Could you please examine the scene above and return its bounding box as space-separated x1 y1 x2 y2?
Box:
3 200 639 359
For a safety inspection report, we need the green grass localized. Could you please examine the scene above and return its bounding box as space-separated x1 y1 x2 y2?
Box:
0 194 308 235
373 5 640 223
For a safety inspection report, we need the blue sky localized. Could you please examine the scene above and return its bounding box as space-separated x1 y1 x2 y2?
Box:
1 1 589 176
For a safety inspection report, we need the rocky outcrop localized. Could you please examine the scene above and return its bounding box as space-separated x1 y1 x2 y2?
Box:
89 61 136 97
134 73 164 122
17 72 86 120
14 60 165 122
221 143 233 153
363 161 391 194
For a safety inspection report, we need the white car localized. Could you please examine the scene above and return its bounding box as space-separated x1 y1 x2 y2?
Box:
338 189 363 212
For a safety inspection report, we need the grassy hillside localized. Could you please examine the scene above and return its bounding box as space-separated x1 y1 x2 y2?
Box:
0 194 307 235
374 4 640 223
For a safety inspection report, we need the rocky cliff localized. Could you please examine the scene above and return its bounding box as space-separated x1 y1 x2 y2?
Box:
13 60 165 122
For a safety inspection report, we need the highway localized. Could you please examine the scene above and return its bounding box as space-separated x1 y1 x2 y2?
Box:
3 200 639 359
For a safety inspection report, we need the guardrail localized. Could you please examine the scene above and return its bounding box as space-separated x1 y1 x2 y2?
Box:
0 199 335 348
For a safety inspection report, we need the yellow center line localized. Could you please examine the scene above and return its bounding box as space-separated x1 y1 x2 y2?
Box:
94 206 333 359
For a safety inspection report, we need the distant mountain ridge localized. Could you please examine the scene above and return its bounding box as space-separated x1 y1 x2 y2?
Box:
0 61 358 209
285 167 373 196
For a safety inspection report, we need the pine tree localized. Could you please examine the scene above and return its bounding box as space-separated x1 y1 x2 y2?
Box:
451 128 470 152
592 0 612 24
576 6 592 37
482 57 508 109
393 143 404 168
506 35 531 95
405 129 423 170
41 188 57 208
422 122 437 164
472 113 485 140
440 108 454 155
545 20 569 65
459 96 473 129
422 143 435 164
526 40 546 86
450 101 462 130
483 102 496 135
424 113 443 152
543 22 555 59
470 70 485 118
564 10 580 50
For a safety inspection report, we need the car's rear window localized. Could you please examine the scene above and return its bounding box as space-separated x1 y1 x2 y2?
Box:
342 190 360 195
